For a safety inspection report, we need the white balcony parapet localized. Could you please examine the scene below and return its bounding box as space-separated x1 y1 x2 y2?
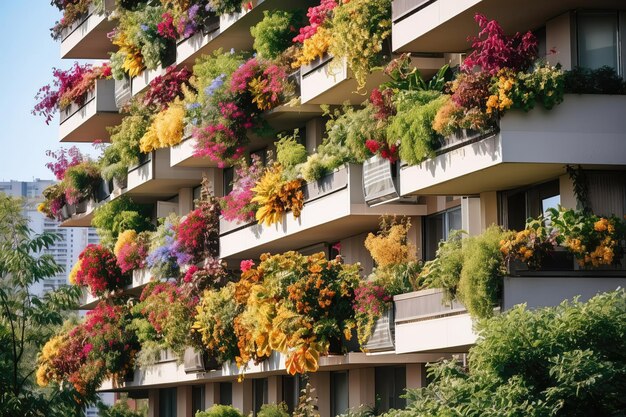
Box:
79 268 155 310
60 0 116 59
131 65 167 98
59 79 122 143
122 148 207 199
399 94 626 196
219 163 426 260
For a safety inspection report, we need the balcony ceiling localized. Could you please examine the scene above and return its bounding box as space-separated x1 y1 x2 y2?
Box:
396 0 625 53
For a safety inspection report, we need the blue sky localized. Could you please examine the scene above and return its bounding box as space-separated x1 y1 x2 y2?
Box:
0 2 98 182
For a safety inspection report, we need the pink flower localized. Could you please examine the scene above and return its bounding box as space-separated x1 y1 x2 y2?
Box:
240 259 255 272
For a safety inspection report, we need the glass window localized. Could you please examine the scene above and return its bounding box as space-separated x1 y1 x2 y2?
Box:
159 388 177 417
192 385 205 415
375 366 407 412
283 375 305 414
330 371 349 417
253 378 268 416
501 180 559 230
219 382 232 406
578 12 619 72
424 206 462 260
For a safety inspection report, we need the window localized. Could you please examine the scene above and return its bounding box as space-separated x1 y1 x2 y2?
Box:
219 382 232 405
501 180 560 231
423 206 462 260
577 11 620 73
586 171 626 216
192 385 205 415
330 371 349 417
159 388 177 417
253 378 268 416
282 375 305 414
375 366 407 412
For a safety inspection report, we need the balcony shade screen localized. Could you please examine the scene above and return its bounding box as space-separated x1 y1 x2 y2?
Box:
363 155 400 206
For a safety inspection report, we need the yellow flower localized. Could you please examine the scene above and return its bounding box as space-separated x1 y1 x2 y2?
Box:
68 260 82 285
114 229 137 257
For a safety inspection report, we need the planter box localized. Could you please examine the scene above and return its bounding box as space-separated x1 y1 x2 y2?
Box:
183 347 219 373
60 0 116 59
362 308 395 352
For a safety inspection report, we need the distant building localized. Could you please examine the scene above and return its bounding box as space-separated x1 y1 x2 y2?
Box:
0 179 99 296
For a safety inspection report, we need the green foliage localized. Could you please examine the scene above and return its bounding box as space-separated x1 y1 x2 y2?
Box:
196 404 243 417
207 0 243 16
104 106 150 180
92 195 154 247
457 225 507 319
387 91 446 165
418 230 464 304
292 380 319 417
257 403 290 417
564 66 626 95
0 193 87 417
98 399 146 417
337 405 376 417
192 49 245 102
329 0 392 90
390 291 626 417
381 54 450 93
64 161 101 201
276 130 307 180
510 64 565 111
251 10 302 60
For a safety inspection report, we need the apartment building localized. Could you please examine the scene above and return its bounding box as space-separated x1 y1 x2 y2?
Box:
0 179 100 295
49 1 626 416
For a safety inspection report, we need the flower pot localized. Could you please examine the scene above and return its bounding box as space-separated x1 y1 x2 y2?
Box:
74 199 88 214
113 175 127 190
60 204 71 221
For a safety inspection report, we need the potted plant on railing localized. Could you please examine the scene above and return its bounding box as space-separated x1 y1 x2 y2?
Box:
64 160 102 213
33 62 112 124
355 217 421 351
73 244 130 297
233 252 360 375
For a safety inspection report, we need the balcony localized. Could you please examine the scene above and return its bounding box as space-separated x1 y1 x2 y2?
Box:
393 274 626 354
59 179 124 227
122 148 207 200
176 0 315 67
80 268 153 310
391 0 623 53
99 350 443 392
131 65 167 98
300 55 445 105
399 94 626 196
59 79 122 143
219 163 426 260
60 0 116 59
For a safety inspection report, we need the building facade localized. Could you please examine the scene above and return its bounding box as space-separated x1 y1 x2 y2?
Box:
48 1 626 416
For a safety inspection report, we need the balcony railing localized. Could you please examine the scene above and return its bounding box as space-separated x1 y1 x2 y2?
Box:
60 0 116 59
59 79 122 143
219 163 425 259
399 94 626 196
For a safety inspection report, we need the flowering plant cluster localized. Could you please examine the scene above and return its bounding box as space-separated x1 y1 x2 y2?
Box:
292 0 337 67
220 154 265 223
50 0 98 40
500 216 559 269
229 251 360 375
114 230 151 273
192 55 294 167
251 164 305 226
45 146 84 181
175 196 220 263
73 244 129 296
37 302 139 394
353 283 392 346
157 1 215 41
499 208 626 270
33 62 111 124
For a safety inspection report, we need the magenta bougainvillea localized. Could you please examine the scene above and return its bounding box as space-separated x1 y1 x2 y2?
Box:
45 146 84 180
116 240 149 274
293 0 337 43
33 62 111 124
220 154 264 223
461 14 537 74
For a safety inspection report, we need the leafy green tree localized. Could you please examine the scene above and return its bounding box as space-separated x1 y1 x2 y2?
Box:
384 291 626 417
0 193 88 417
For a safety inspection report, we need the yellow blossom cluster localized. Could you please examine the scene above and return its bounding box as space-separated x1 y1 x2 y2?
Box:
292 27 332 69
251 165 305 226
364 220 415 267
486 71 516 114
139 102 185 153
68 260 82 285
36 334 66 387
112 32 145 78
114 229 138 257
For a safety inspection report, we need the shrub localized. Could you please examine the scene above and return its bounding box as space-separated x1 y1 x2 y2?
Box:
251 10 303 60
457 225 507 319
387 91 446 165
196 405 243 417
564 66 626 95
251 164 305 226
257 403 290 417
418 230 464 303
220 155 265 223
276 130 307 180
92 195 154 247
